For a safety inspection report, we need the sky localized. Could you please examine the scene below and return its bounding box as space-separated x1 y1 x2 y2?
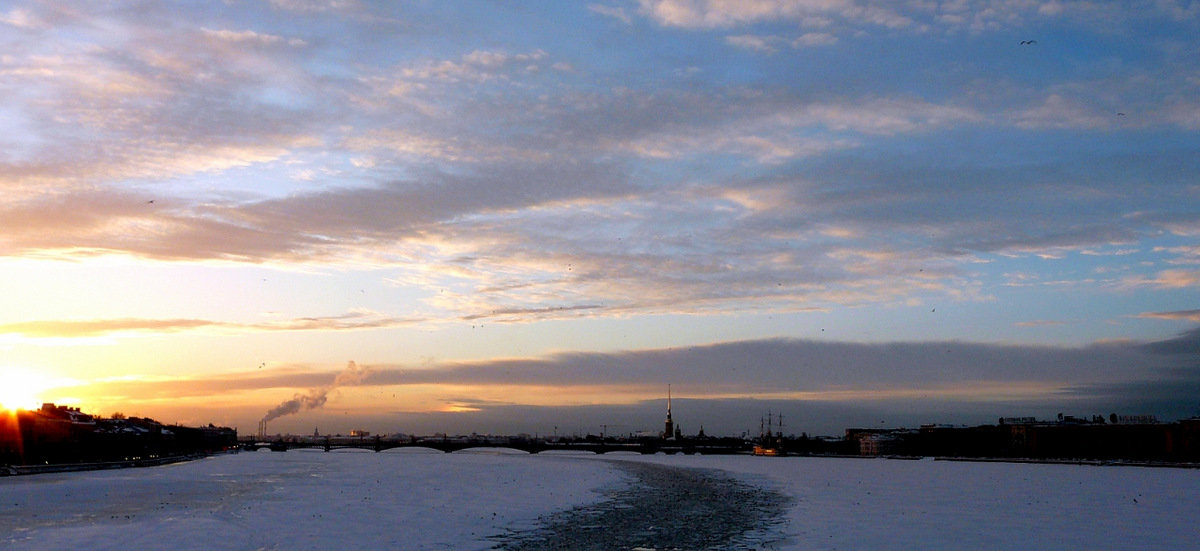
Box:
1 0 1198 437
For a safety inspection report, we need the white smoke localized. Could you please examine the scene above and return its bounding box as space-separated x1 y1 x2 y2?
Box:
262 361 373 423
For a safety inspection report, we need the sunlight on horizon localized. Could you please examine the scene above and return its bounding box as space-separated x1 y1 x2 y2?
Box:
0 367 62 411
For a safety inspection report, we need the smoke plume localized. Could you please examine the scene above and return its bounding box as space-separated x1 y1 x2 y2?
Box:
261 361 373 423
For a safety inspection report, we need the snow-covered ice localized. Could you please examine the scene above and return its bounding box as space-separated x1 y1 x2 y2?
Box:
607 454 1200 550
1 449 622 551
3 450 1199 550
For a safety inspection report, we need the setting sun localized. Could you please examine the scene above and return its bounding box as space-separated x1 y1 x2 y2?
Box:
0 367 56 412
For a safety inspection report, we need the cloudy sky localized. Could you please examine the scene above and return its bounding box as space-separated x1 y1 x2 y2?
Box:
2 0 1198 437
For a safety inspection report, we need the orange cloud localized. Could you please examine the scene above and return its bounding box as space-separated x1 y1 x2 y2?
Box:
0 311 422 338
1136 309 1200 322
1122 269 1200 290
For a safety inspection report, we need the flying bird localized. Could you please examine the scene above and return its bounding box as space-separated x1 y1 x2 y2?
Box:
1020 40 1037 45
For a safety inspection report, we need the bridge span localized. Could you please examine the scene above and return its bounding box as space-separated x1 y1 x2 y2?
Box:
242 436 749 455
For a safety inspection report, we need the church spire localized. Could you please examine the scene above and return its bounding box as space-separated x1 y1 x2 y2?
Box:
663 384 675 439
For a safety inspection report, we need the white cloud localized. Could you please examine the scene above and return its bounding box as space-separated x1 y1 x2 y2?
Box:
1136 309 1200 322
619 129 856 163
636 0 1198 34
725 32 837 52
607 92 980 164
0 8 43 29
791 97 983 135
0 46 322 190
1166 100 1200 130
268 0 360 13
589 4 633 24
637 0 912 29
1080 248 1139 256
396 50 552 83
362 182 988 322
201 28 307 47
726 34 779 53
341 129 552 164
1154 0 1200 21
1011 94 1113 130
1122 269 1200 289
794 32 837 46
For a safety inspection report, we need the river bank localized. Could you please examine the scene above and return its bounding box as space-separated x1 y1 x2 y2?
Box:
2 452 224 476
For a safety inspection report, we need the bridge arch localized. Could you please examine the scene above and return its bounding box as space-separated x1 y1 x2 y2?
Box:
378 446 443 454
448 446 531 455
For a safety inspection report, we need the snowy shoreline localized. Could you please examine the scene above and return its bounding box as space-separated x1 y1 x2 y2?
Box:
2 452 222 476
932 455 1200 469
792 453 1200 469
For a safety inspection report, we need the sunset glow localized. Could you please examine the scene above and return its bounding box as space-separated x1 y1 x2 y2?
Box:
1 1 1198 437
0 367 57 412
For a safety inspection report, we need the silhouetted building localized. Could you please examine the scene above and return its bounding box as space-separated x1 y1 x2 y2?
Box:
846 428 914 456
2 404 236 467
663 385 675 439
844 415 1200 462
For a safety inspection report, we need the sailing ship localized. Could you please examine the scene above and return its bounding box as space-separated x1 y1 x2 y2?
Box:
753 410 786 456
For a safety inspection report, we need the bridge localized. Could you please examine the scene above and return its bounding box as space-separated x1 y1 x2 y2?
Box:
242 436 750 455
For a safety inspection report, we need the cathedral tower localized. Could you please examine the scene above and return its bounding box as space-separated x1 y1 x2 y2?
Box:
663 384 674 439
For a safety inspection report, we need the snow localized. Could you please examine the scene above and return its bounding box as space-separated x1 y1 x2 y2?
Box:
3 451 1199 550
1 449 622 551
605 454 1200 550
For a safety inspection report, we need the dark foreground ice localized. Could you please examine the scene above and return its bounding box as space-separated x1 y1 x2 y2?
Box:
491 460 790 550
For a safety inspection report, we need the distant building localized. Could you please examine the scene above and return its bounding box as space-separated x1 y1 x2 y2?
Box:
999 417 1037 425
1111 414 1158 425
39 403 96 426
350 429 370 437
846 428 910 456
858 433 901 456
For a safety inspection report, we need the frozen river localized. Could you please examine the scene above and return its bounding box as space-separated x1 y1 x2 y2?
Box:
3 450 1198 550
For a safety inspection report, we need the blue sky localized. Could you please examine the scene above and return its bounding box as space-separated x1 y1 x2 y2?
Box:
1 1 1198 436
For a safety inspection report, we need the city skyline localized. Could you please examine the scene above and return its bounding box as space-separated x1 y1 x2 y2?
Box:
1 1 1198 437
